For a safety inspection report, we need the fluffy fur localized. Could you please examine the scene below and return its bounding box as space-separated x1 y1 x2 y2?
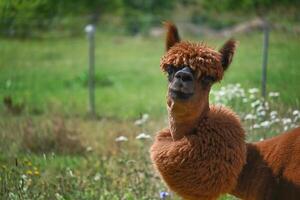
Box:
161 23 236 82
231 127 300 200
161 42 224 81
151 106 246 200
164 22 181 51
150 22 300 200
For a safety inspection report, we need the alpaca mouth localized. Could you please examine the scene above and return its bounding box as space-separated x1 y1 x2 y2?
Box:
170 89 193 100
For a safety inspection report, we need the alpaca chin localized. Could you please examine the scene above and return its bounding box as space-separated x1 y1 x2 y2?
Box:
169 89 193 101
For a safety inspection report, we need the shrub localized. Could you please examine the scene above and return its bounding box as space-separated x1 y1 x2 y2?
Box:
22 118 86 154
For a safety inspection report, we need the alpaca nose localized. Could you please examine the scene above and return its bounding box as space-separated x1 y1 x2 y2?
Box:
175 69 193 82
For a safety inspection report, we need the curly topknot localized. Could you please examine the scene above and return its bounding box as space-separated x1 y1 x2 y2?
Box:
160 41 224 81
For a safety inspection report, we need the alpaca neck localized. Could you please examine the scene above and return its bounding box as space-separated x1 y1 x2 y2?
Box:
167 96 209 141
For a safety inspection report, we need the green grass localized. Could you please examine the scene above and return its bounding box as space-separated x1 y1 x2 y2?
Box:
0 31 299 119
0 31 299 200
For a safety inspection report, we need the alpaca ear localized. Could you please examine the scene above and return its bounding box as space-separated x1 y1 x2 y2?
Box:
164 22 180 51
219 39 237 71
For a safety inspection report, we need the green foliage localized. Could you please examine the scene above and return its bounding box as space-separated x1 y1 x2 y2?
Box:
191 12 240 30
0 115 171 199
1 0 299 37
0 0 175 37
0 153 168 200
201 0 300 14
0 0 54 37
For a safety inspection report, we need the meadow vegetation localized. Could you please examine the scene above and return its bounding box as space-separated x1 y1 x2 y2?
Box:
1 32 299 118
0 31 299 199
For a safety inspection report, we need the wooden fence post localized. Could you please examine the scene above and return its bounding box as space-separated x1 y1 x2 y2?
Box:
85 24 96 117
261 19 269 99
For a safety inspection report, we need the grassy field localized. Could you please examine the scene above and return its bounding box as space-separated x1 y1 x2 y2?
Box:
0 31 299 118
0 31 299 199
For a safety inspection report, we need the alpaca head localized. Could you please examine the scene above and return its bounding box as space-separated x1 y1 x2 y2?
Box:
161 22 237 139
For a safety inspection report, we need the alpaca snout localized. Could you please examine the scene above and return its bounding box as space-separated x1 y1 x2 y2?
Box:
169 73 195 101
175 70 194 83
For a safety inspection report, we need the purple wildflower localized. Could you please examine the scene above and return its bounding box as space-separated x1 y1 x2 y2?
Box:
160 191 169 199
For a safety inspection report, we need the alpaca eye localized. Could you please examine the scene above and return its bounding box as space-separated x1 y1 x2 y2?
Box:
201 75 215 85
166 65 176 82
166 65 174 75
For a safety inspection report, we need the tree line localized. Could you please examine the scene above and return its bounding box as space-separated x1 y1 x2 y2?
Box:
0 0 298 38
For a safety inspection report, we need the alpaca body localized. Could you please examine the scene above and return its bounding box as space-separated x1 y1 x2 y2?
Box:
231 127 300 200
151 105 246 200
150 22 300 200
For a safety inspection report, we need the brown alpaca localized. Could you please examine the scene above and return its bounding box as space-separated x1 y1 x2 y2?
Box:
150 22 300 200
231 127 300 200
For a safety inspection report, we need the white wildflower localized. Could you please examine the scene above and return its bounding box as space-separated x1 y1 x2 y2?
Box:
294 115 299 122
20 179 28 192
248 88 259 94
253 124 260 129
218 90 226 97
256 105 265 112
251 100 260 108
67 168 74 177
293 110 300 116
282 118 292 125
249 94 255 99
134 113 149 126
269 92 280 97
136 133 152 140
264 102 269 110
259 138 264 141
86 146 93 152
55 193 64 200
115 136 128 142
257 110 266 116
94 173 101 181
290 124 297 128
260 121 270 128
272 118 280 123
284 126 289 131
21 174 27 180
245 114 256 120
242 98 248 103
270 111 278 118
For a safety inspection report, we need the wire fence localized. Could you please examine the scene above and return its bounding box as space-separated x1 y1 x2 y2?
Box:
1 16 298 114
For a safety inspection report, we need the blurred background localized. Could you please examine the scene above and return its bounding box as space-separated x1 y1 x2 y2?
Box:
0 0 299 199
